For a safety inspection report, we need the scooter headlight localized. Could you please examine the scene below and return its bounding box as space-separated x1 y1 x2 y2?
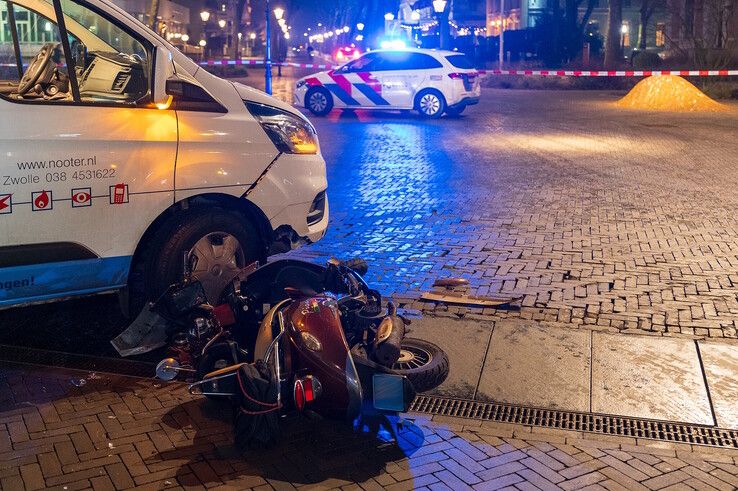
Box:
246 101 318 154
300 331 323 351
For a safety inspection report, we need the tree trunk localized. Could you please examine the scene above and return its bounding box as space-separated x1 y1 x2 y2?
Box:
604 0 623 66
638 4 650 49
231 0 244 59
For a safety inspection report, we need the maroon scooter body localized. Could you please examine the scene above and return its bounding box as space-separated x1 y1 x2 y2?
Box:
283 294 363 420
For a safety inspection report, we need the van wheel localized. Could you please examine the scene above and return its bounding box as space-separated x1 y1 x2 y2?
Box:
306 87 333 116
415 89 446 119
128 209 261 313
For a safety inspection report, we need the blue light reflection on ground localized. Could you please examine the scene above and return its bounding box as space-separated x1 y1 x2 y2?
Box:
284 115 471 297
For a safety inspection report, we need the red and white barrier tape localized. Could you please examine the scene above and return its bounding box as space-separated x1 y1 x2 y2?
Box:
196 59 738 77
4 59 735 76
476 69 738 77
200 59 335 69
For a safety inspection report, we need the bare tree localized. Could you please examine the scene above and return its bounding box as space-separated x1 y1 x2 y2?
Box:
604 0 623 66
668 0 737 67
637 0 667 49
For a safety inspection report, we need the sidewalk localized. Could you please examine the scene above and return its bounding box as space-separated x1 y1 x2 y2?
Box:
411 316 738 429
1 363 737 491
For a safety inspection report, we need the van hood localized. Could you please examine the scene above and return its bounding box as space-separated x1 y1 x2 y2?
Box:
231 81 307 120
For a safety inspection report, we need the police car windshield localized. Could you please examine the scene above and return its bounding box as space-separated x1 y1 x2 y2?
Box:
446 54 474 69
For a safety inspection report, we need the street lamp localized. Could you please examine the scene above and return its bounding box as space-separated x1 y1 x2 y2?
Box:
356 23 364 31
432 0 447 13
384 12 394 21
433 0 449 50
218 19 226 29
200 10 210 22
274 7 285 78
181 34 189 42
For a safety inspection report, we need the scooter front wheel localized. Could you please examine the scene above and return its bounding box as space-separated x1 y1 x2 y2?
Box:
390 339 449 393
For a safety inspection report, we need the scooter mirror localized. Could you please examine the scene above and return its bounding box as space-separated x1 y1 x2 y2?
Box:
155 358 181 381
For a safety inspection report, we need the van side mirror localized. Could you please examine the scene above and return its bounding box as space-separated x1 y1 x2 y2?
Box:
152 47 175 108
165 78 227 113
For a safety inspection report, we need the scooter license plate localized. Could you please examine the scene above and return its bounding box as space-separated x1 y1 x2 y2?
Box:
372 374 408 412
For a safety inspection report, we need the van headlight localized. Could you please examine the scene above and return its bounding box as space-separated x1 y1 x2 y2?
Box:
246 101 318 154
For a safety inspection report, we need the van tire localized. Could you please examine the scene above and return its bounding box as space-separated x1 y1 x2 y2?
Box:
415 89 446 119
305 87 333 116
128 208 261 314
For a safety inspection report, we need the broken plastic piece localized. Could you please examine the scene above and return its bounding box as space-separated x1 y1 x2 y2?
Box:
420 291 521 308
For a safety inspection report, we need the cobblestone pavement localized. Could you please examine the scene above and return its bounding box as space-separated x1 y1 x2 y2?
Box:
2 364 737 491
3 73 738 353
272 77 738 340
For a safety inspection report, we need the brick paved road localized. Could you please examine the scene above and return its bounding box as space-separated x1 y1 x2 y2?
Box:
280 84 738 340
1 77 737 356
2 364 737 491
238 68 738 340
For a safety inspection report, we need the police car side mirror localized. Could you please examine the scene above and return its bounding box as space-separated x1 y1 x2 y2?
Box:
152 47 175 109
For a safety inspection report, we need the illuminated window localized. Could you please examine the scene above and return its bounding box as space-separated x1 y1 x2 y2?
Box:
655 22 665 47
621 21 630 47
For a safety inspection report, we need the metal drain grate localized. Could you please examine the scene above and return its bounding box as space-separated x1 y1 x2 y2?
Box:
410 395 738 449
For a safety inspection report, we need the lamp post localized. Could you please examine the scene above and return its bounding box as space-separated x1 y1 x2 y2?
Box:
498 0 505 70
200 10 210 60
432 0 449 50
274 8 284 77
384 12 394 37
264 0 272 94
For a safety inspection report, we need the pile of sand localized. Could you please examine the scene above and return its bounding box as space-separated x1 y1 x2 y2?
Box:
616 75 726 112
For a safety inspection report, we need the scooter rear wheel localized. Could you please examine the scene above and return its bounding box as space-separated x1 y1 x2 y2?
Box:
390 339 449 393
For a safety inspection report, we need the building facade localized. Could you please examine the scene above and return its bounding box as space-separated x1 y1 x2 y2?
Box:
485 0 669 54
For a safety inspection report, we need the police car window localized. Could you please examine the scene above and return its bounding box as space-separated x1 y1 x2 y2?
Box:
408 53 443 69
374 52 442 71
446 54 474 69
342 52 378 72
60 0 151 104
0 2 72 101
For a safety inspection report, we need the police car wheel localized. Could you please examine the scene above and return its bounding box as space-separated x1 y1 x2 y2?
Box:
306 87 333 116
415 90 446 119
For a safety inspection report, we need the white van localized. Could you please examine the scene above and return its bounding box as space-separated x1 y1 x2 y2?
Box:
0 0 329 312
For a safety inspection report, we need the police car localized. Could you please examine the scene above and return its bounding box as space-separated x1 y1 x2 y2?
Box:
295 48 481 118
0 0 328 313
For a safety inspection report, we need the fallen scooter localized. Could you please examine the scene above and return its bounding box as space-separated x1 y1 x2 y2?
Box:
112 258 449 445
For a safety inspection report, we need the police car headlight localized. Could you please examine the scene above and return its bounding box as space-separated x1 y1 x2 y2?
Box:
296 80 307 89
246 101 318 154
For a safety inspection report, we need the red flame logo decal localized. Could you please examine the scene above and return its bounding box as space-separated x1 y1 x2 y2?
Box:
34 191 50 209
